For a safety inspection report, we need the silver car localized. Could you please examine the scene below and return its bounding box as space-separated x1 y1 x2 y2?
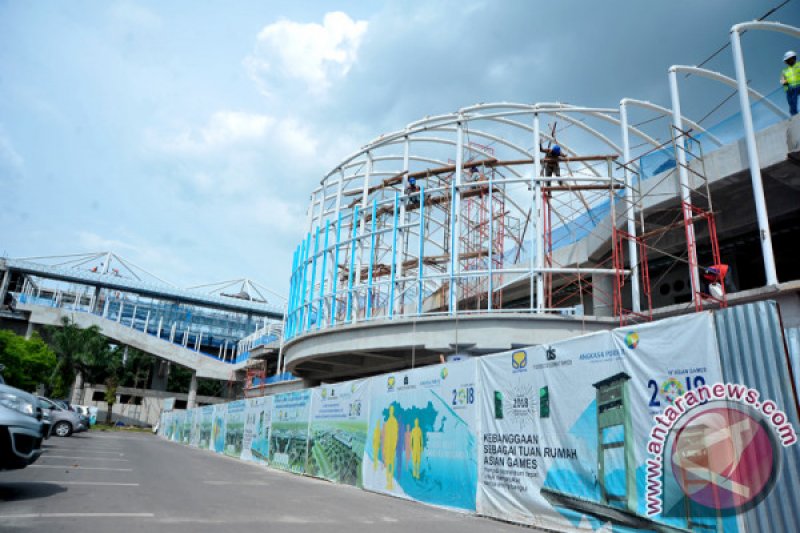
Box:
37 396 87 437
0 378 45 470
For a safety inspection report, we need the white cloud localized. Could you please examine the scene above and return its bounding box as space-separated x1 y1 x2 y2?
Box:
245 11 368 96
158 111 274 153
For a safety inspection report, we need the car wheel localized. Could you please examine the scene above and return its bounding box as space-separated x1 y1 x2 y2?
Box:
53 421 73 437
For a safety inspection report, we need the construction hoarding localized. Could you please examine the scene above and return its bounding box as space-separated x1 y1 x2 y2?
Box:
308 379 369 486
268 389 311 474
156 303 799 532
362 359 479 511
477 312 739 531
241 396 272 464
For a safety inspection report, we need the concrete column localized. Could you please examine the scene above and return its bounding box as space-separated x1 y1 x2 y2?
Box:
71 372 84 405
591 274 614 317
187 371 198 409
150 360 170 391
0 269 10 307
25 321 34 340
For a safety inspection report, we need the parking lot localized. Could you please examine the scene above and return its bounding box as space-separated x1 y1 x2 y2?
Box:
0 431 530 532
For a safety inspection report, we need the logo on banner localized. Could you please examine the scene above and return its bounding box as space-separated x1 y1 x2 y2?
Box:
387 376 396 391
512 350 528 372
660 378 684 404
625 331 639 349
321 388 328 399
440 367 448 380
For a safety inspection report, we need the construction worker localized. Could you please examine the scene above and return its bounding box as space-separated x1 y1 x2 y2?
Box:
781 50 799 116
701 264 729 299
539 143 563 179
405 177 420 208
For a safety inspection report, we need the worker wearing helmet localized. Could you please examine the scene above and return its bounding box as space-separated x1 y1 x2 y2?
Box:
781 50 799 116
539 143 563 179
405 176 420 208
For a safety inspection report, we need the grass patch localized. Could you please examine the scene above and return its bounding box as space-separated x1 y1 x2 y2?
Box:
91 423 152 433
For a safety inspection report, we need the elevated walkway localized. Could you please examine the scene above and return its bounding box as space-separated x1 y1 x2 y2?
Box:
18 301 246 380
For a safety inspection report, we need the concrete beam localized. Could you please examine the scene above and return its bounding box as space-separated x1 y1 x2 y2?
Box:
284 313 614 377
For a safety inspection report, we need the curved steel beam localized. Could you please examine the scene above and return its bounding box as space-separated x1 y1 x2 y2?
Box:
672 65 788 119
621 97 724 146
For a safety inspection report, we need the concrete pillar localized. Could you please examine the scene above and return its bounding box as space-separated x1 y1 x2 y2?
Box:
592 274 614 318
25 321 34 340
91 286 101 313
71 372 84 405
0 269 10 307
150 360 171 391
187 371 198 409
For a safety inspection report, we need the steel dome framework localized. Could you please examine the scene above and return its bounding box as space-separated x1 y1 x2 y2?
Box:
284 102 668 339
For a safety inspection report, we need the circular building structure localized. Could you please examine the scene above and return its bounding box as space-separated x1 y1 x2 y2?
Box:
282 102 715 382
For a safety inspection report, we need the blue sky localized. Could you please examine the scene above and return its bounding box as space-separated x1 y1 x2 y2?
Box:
1 1 798 299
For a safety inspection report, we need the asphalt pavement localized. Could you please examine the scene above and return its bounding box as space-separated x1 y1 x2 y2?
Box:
0 431 534 532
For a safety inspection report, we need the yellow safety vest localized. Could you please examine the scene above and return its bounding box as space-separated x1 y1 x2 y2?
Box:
783 64 800 90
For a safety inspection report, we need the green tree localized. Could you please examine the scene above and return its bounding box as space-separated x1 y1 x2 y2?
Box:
168 364 224 397
0 330 57 391
104 375 118 425
118 347 153 390
43 317 113 399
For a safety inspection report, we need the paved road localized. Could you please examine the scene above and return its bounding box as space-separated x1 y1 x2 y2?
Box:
0 431 533 532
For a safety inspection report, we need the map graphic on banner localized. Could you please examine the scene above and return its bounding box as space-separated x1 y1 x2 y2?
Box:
241 396 272 464
269 390 311 473
223 400 246 458
308 379 369 486
363 360 479 511
477 312 728 532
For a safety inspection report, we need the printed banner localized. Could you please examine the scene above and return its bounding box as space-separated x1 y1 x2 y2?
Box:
308 379 369 486
241 396 272 464
477 312 726 532
363 360 479 511
223 400 246 458
212 403 227 454
197 406 214 450
268 390 312 473
180 409 193 445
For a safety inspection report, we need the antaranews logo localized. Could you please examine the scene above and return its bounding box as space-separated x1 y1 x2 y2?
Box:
645 382 797 516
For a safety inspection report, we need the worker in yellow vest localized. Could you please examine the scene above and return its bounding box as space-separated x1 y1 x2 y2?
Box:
781 50 799 116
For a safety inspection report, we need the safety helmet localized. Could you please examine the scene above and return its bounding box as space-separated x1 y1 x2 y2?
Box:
408 177 416 185
785 50 797 61
551 145 562 156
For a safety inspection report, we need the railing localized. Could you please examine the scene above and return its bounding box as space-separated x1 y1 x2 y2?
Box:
14 287 268 366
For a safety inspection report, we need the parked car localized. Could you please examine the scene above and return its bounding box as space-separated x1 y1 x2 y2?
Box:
0 367 45 470
37 396 87 437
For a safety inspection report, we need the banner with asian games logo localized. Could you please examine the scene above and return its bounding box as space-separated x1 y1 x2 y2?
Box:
307 379 369 486
268 389 312 474
477 312 727 532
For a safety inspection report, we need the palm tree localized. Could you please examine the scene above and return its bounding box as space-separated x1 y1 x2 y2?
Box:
45 317 112 400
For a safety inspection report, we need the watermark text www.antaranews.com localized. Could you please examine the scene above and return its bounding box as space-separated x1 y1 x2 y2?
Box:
645 382 797 516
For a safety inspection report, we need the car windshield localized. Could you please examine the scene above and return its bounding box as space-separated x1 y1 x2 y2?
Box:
38 398 56 409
